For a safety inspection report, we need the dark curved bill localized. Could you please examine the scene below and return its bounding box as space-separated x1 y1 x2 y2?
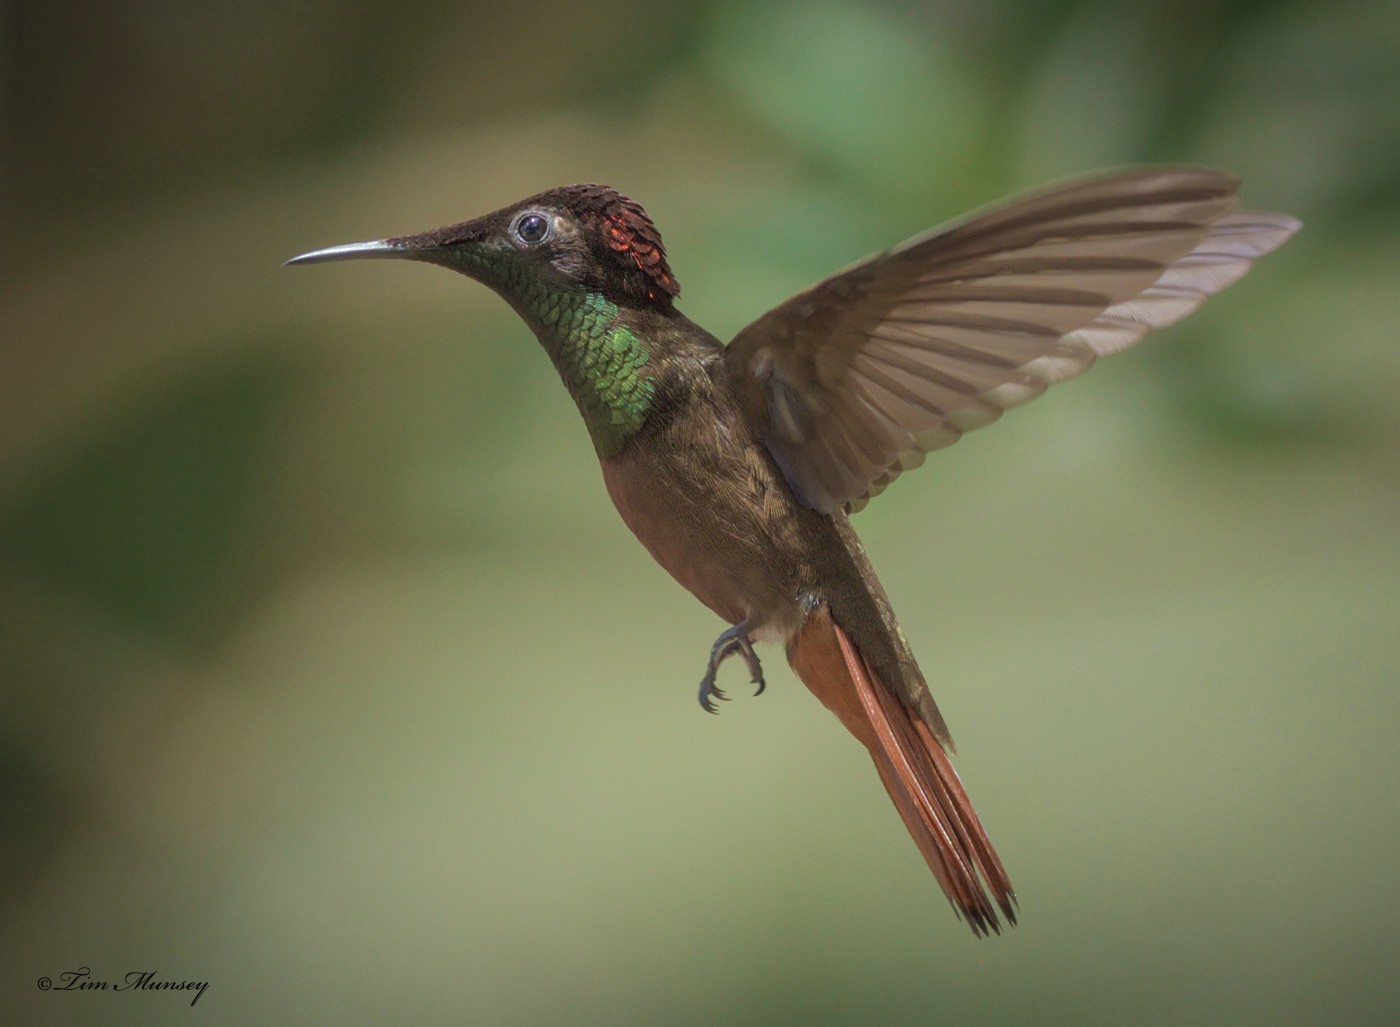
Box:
283 240 404 267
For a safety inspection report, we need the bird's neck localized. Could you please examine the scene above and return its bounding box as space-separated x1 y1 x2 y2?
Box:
515 285 659 458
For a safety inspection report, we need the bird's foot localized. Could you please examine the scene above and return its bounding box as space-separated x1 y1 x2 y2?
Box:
698 621 766 714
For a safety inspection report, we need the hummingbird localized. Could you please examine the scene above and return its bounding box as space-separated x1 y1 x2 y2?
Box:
287 168 1298 935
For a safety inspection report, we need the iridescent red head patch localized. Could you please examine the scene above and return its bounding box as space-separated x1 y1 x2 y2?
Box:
596 193 680 300
557 184 680 301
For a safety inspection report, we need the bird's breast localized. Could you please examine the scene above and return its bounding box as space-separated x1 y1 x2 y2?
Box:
597 407 820 638
599 451 750 626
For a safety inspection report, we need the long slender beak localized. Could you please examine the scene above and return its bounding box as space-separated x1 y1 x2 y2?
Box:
283 239 409 267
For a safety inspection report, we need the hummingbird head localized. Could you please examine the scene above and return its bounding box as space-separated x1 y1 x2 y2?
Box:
287 184 680 316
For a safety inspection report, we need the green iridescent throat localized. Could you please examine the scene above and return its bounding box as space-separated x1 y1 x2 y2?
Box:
525 288 655 458
447 247 656 457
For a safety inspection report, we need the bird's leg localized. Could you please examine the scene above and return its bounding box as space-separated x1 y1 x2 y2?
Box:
698 620 766 714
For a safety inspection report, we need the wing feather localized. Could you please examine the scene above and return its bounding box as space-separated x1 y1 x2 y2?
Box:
724 168 1300 513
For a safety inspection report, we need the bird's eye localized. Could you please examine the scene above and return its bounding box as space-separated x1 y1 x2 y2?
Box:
515 213 550 245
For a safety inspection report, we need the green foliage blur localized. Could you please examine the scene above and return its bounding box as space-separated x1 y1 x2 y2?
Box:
3 1 1398 1024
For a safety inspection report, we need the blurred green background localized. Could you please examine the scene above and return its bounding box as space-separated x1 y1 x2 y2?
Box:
3 1 1398 1024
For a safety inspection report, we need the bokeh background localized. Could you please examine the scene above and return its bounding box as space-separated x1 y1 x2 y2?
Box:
3 1 1397 1024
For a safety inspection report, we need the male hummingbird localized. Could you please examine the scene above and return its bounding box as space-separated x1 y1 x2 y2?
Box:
288 169 1298 935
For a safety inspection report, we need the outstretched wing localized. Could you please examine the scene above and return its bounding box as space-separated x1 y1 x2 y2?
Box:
723 167 1300 513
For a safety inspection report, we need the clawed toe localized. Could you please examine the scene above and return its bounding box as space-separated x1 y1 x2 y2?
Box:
696 620 765 714
698 676 730 715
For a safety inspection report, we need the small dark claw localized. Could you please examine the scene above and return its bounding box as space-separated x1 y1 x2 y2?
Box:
697 675 729 715
739 643 766 697
697 620 766 713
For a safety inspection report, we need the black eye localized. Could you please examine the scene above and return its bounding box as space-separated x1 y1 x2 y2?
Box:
516 213 549 245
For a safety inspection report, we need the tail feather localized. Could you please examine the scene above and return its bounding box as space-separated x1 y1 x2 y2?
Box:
788 604 1016 936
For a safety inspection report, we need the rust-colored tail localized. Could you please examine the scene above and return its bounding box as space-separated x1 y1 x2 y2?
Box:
787 604 1016 936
